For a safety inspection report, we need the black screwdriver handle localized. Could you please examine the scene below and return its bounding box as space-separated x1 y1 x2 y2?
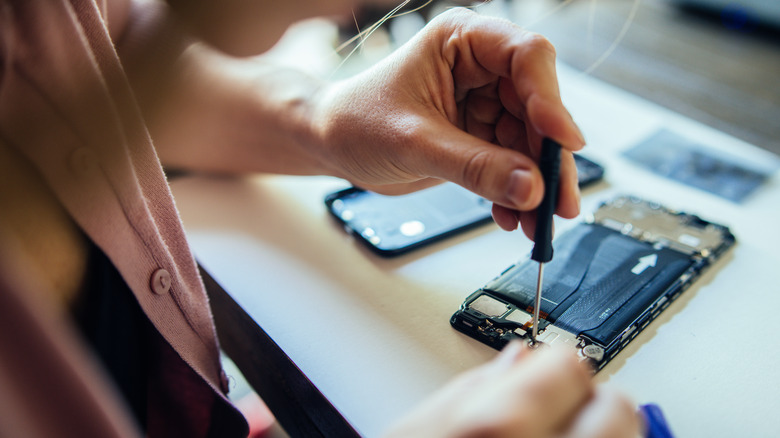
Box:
531 138 562 263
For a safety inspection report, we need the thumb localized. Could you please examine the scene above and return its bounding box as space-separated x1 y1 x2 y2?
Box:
414 119 544 212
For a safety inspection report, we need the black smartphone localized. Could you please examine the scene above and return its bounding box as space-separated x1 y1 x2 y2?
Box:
325 154 605 257
450 196 736 371
573 153 605 188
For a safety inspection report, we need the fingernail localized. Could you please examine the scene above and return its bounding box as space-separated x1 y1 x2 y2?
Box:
569 117 586 147
575 126 586 147
507 169 535 209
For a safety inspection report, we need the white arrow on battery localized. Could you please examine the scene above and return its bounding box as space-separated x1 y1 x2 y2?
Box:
631 254 658 275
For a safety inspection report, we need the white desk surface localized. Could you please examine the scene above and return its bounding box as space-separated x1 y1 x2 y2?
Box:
171 64 780 437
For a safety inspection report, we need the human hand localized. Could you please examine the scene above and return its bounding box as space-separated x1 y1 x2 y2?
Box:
384 342 639 438
314 8 585 239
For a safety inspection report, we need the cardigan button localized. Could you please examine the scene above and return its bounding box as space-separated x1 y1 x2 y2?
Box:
150 268 172 295
219 370 231 394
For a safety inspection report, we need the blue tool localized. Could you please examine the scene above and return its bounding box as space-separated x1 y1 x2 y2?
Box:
639 403 675 438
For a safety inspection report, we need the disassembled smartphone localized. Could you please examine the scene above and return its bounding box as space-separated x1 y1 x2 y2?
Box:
450 196 735 371
325 154 605 257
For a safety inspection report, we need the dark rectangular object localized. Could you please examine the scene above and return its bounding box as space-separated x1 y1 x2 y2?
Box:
325 154 604 257
450 196 735 371
623 129 774 203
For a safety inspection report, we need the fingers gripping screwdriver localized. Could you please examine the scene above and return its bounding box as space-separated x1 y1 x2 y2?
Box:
530 138 562 345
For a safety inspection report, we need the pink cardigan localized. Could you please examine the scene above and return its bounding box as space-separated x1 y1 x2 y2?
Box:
0 0 246 435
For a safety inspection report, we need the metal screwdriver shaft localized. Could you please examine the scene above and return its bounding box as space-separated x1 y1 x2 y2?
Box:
530 138 562 344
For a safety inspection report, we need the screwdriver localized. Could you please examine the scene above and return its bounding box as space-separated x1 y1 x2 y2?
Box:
530 138 562 345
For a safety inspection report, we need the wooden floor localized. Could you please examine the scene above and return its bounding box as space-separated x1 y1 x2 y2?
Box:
507 0 780 155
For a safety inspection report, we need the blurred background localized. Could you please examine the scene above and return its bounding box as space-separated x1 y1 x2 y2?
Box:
507 0 780 156
268 0 780 155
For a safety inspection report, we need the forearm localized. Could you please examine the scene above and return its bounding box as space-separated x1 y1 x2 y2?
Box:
117 1 339 176
145 46 338 176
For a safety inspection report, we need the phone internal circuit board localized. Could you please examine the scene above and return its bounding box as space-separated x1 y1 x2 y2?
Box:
450 196 735 370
